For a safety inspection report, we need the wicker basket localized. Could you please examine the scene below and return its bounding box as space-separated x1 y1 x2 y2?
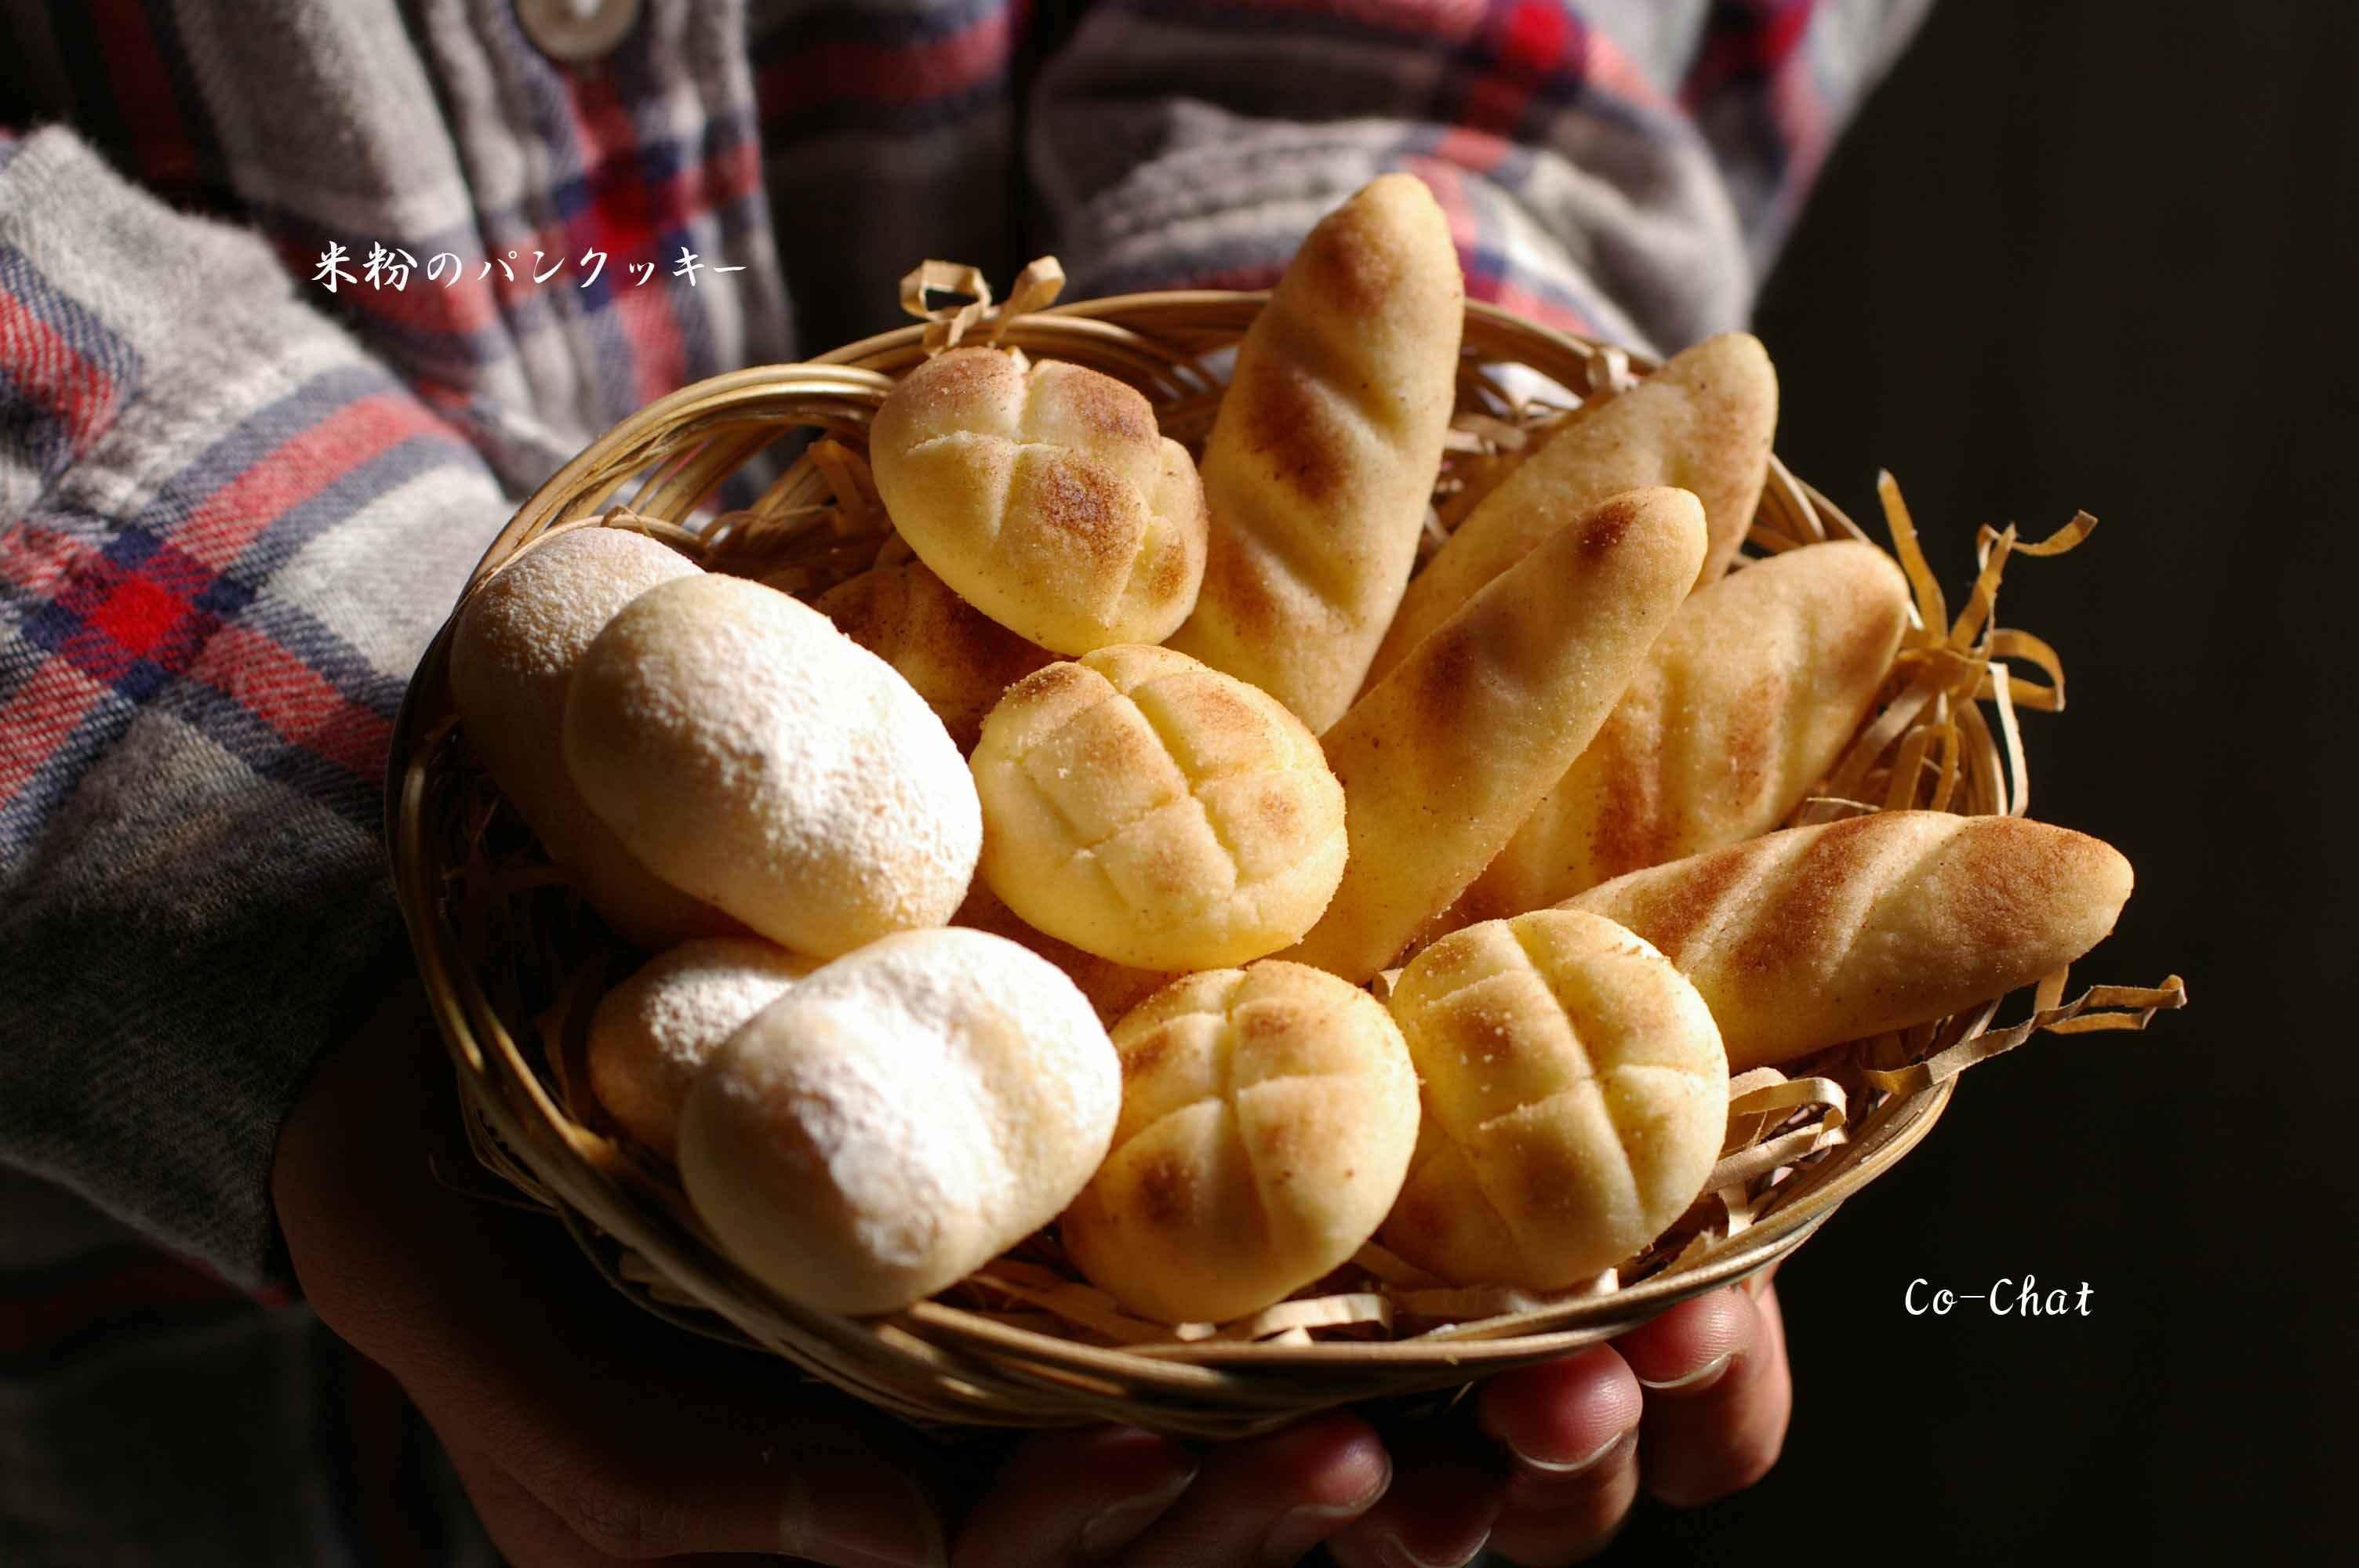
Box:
385 283 2128 1441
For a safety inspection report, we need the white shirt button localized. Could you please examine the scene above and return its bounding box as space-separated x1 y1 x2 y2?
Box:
516 0 642 64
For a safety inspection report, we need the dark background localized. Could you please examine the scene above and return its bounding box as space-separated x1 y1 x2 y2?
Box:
1615 0 2354 1559
7 2 2345 1562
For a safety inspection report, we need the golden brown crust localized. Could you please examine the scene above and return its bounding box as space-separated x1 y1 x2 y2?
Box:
1567 811 2134 1070
817 556 1056 753
1299 191 1416 318
970 644 1349 971
1165 174 1465 731
1283 488 1707 982
868 347 1209 654
1233 360 1349 507
878 343 1012 439
1030 357 1160 449
1012 449 1133 575
1368 332 1778 688
1062 963 1419 1324
1379 909 1726 1290
1455 539 1910 920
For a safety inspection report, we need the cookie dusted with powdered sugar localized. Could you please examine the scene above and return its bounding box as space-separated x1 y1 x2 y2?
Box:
679 929 1118 1316
564 574 980 958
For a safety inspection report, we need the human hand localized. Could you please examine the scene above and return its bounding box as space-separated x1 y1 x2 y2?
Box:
1304 1281 1794 1567
957 1278 1791 1568
276 999 1787 1566
271 1003 1392 1566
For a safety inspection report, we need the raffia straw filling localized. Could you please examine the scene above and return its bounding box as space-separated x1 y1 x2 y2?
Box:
425 267 2185 1363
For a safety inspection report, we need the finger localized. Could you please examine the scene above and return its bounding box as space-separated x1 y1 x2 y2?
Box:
1611 1286 1757 1393
1323 1450 1501 1568
1481 1428 1638 1568
1465 1345 1642 1565
1475 1346 1642 1508
1120 1412 1390 1568
1630 1283 1793 1508
953 1425 1198 1567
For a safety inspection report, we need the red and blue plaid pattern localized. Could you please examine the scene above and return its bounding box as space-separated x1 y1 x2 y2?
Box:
2 365 473 854
1 0 1922 1341
3 4 1928 1555
3 2 1885 446
0 242 140 495
1 114 512 1292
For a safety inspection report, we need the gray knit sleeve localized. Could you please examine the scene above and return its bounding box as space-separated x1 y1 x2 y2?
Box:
1032 0 1932 353
0 129 507 1287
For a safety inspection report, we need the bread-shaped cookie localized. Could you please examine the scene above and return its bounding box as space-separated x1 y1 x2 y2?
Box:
1164 172 1463 732
816 554 1056 753
867 347 1209 655
1566 811 2135 1071
1368 333 1776 687
971 644 1347 971
952 880 1174 1026
1062 963 1419 1323
565 574 980 958
1382 910 1727 1289
678 928 1119 1316
1457 539 1910 921
1284 488 1707 982
450 526 733 948
586 938 816 1160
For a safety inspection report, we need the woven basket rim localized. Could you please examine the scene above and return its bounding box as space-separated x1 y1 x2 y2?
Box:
386 286 1970 1436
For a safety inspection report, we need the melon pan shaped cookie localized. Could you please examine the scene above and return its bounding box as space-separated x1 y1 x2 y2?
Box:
869 347 1209 656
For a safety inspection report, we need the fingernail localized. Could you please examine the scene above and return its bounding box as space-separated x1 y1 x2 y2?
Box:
780 1470 948 1568
1078 1465 1198 1559
1256 1454 1391 1566
1636 1351 1734 1393
1376 1526 1492 1568
1508 1425 1632 1476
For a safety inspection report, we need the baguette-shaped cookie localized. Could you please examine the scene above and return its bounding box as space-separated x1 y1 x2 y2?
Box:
1284 488 1707 982
1367 333 1776 687
1566 811 2135 1071
450 526 734 948
1457 539 1910 920
1165 173 1463 732
816 555 1055 752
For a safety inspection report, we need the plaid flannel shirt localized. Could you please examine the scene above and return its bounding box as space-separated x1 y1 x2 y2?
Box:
0 3 1927 1561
